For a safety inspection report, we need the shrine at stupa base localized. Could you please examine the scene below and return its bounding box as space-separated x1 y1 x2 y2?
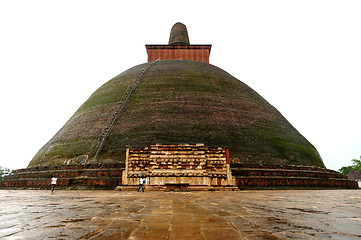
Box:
119 143 239 192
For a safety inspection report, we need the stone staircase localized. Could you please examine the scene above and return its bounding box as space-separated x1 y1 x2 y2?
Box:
231 164 358 189
93 59 160 160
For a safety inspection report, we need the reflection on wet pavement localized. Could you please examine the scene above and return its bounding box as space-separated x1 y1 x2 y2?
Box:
0 190 360 239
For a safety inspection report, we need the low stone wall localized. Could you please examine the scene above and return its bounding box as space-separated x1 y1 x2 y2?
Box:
232 164 358 189
1 163 124 190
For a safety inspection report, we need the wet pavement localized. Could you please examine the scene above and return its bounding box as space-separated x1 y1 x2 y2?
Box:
0 190 360 239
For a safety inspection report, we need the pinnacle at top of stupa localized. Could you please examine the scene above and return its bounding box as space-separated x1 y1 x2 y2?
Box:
146 22 211 63
168 22 190 46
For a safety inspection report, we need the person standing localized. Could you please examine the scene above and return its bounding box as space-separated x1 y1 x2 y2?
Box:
144 177 149 191
137 177 144 192
51 176 57 194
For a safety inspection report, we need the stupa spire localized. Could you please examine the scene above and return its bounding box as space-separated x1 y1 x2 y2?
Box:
146 22 211 63
168 22 190 45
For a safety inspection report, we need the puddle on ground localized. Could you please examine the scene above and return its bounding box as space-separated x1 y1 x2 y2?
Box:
46 224 66 228
288 208 329 214
0 227 22 233
346 217 361 221
266 217 288 225
61 218 90 223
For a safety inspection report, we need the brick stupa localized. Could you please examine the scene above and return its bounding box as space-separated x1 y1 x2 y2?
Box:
1 23 357 190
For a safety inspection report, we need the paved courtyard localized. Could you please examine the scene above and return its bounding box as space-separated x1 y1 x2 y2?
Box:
0 189 360 239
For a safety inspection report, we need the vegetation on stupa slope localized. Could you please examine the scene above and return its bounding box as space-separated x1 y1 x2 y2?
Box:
29 60 324 168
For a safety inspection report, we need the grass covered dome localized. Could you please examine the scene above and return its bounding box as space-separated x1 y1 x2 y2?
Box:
29 60 324 168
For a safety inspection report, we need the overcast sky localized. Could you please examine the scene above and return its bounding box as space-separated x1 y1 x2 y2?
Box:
1 1 360 171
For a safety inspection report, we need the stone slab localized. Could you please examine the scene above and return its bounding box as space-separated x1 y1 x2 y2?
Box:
0 190 360 239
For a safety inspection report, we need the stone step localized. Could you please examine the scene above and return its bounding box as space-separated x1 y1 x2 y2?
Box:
115 185 240 192
115 186 166 191
1 177 122 190
231 164 337 173
235 176 358 189
235 176 351 180
231 169 347 179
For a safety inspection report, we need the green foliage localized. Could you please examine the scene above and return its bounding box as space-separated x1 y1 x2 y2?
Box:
351 158 361 172
0 166 12 180
339 166 354 175
338 156 361 175
29 138 96 167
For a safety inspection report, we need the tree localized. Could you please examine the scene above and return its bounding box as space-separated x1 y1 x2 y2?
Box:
0 166 12 181
351 158 361 172
338 156 361 175
339 165 354 175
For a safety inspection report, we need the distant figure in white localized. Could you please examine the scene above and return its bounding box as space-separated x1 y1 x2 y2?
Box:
144 177 149 191
137 177 144 192
51 177 57 194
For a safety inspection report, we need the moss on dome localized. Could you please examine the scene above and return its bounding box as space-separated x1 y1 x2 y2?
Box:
29 60 324 168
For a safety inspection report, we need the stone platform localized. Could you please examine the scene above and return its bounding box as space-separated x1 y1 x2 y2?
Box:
116 185 240 192
0 190 360 239
232 164 358 189
1 163 124 189
1 162 358 190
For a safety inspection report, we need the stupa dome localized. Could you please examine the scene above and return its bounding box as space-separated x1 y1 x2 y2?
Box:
29 59 324 168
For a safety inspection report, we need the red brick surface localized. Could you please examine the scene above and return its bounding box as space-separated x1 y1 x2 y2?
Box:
2 161 357 190
1 163 123 189
146 45 211 63
232 164 358 189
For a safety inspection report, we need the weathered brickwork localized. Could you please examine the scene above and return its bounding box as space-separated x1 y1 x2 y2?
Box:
1 164 123 189
1 162 358 190
146 45 211 63
232 164 358 189
146 23 211 63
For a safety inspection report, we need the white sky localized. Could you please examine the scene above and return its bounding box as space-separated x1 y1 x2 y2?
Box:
0 1 360 171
